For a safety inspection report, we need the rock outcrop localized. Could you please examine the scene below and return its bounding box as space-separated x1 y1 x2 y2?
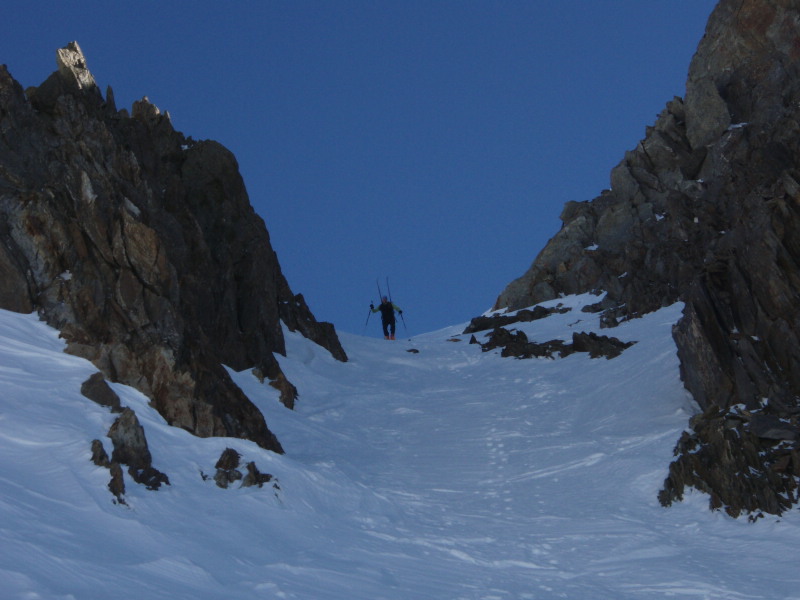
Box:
88 391 170 504
462 304 570 335
492 0 800 516
211 447 276 490
107 407 170 491
472 325 634 360
0 42 347 456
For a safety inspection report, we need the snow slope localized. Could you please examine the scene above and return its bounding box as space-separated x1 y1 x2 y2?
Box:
2 295 800 599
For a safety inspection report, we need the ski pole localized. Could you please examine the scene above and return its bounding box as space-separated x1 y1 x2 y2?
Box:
399 311 408 335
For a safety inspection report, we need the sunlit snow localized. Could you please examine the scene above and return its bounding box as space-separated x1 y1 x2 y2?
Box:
2 295 800 599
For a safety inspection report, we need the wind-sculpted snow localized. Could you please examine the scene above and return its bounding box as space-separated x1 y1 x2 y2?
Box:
2 296 800 599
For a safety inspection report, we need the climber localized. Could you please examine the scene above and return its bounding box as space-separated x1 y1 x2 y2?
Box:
371 296 402 340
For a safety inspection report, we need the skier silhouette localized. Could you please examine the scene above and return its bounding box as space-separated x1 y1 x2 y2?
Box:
371 296 402 340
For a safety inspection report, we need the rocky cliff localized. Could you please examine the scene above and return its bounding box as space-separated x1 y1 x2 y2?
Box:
493 0 800 517
0 42 347 458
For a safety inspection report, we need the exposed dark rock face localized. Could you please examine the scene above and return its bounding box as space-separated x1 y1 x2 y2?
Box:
108 462 126 504
107 407 169 490
214 448 244 488
242 461 274 489
90 400 169 502
81 372 122 413
0 42 347 454
659 404 800 519
474 326 634 360
462 305 570 335
261 369 298 410
490 0 800 515
212 447 275 490
571 331 635 359
90 439 111 468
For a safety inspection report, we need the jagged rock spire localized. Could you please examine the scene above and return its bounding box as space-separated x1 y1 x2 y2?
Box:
56 41 98 92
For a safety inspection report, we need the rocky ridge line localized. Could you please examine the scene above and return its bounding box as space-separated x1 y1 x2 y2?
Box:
0 42 347 461
490 0 800 516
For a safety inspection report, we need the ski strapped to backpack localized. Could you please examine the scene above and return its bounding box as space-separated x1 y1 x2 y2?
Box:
368 277 408 336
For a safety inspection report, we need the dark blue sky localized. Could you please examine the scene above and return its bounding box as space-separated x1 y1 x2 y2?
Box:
3 1 718 336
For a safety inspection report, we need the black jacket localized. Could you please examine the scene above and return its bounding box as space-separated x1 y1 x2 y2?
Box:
372 300 401 322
